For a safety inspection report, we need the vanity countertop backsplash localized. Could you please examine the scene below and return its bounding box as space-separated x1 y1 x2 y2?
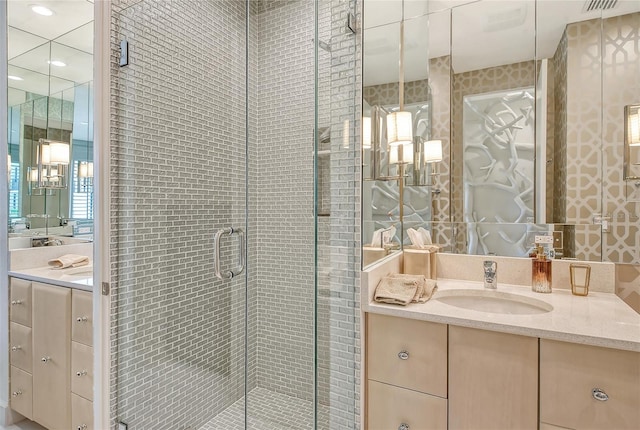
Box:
363 252 640 352
9 242 93 291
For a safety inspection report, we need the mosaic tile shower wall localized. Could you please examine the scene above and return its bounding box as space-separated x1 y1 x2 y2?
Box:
326 0 361 427
110 0 361 428
110 1 250 429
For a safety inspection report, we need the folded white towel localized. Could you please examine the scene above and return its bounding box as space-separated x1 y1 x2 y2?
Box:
374 276 418 306
389 273 438 303
374 274 438 306
48 254 90 269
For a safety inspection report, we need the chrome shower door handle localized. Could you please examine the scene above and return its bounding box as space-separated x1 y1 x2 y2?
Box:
213 227 245 280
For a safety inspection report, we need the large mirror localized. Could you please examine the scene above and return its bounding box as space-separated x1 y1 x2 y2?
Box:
362 0 640 267
7 0 94 244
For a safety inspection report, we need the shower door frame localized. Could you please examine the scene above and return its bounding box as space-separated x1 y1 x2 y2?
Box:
93 0 112 428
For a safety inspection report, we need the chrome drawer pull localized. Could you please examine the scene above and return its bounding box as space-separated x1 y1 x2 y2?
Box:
11 345 22 351
41 356 51 363
399 424 410 430
11 300 23 305
592 388 609 401
76 370 88 377
12 390 22 397
398 351 409 360
76 316 88 323
78 425 88 430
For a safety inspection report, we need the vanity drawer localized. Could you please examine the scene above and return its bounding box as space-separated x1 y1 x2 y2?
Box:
72 393 94 430
367 313 447 397
72 289 93 346
540 339 640 430
72 341 94 401
367 380 447 430
10 365 33 420
10 278 32 327
9 322 32 373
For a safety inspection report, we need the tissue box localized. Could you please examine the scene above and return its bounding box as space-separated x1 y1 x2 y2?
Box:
404 248 438 279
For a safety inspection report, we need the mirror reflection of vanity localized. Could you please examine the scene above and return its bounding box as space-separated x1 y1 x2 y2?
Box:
7 1 94 247
362 0 640 269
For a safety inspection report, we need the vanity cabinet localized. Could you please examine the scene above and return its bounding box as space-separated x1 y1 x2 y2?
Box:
71 289 95 430
8 278 94 430
540 339 640 430
33 283 72 430
366 313 448 430
9 278 34 420
448 326 538 429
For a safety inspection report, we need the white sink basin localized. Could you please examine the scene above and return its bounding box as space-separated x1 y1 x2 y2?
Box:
434 289 553 315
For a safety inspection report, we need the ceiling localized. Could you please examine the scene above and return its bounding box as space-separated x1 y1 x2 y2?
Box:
7 0 94 106
364 0 640 86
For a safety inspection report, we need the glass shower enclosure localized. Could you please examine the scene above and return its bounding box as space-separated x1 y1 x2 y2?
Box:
110 0 360 429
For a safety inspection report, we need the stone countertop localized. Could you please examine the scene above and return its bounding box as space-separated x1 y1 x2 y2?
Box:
9 265 93 292
365 278 640 353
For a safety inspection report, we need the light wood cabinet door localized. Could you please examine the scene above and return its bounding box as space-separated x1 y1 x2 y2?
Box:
368 313 447 397
32 283 71 430
10 278 32 327
368 380 447 430
72 393 94 430
540 339 640 430
10 365 33 420
9 322 32 373
449 326 538 430
72 289 93 346
72 341 94 401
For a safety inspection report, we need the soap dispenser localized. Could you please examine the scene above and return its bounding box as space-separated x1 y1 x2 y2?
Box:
532 245 552 293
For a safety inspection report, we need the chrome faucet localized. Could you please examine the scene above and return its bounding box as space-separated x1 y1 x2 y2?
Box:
483 260 498 289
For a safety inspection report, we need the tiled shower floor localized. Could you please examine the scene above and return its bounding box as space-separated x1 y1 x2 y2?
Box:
201 387 329 430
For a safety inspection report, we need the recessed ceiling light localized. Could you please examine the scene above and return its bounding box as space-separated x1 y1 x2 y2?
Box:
8 75 24 81
48 60 67 67
31 5 54 16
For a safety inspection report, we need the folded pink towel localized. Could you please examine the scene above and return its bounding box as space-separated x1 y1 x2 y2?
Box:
48 254 90 269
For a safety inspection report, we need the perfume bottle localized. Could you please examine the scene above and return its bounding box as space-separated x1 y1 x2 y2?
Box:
532 245 552 293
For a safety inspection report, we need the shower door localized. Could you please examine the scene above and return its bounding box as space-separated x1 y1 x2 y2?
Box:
111 0 251 428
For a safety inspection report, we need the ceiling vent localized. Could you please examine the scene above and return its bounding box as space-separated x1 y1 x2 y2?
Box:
583 0 618 12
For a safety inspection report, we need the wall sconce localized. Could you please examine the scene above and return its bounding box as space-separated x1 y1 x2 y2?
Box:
77 161 94 192
424 139 443 163
362 117 372 149
389 142 414 165
36 138 70 190
387 111 413 146
624 104 640 181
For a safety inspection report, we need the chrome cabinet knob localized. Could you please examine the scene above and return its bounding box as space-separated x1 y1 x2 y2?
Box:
12 390 22 397
399 424 410 430
11 300 23 305
77 425 88 430
76 370 88 377
592 388 609 401
11 345 22 352
41 356 51 363
76 316 88 323
398 351 409 360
